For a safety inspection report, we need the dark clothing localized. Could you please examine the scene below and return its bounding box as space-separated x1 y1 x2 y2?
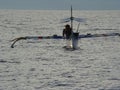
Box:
63 28 72 39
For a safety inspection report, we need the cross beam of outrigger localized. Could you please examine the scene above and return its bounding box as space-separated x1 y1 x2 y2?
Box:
10 33 120 48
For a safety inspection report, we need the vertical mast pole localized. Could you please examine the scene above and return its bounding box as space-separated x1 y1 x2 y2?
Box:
71 5 73 31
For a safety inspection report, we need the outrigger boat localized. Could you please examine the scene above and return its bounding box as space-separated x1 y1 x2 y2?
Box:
11 6 120 49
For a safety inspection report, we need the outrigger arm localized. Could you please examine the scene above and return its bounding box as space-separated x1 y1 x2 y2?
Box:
10 33 120 48
10 35 63 48
11 37 27 48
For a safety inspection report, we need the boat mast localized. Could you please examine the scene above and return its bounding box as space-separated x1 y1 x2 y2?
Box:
71 5 73 31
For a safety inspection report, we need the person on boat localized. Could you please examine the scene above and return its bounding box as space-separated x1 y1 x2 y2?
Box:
63 24 72 40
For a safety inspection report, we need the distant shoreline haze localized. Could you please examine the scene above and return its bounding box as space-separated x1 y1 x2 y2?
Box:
0 0 120 10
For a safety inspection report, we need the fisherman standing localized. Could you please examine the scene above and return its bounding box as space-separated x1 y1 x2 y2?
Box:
63 24 72 39
63 24 73 48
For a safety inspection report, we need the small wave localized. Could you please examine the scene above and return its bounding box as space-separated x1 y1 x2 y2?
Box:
47 80 75 87
100 86 120 90
93 28 117 31
0 59 20 64
108 78 120 81
35 80 75 89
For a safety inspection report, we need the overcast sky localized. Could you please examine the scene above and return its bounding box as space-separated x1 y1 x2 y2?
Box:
0 0 120 10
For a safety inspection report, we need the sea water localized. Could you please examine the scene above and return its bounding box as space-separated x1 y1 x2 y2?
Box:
0 10 120 90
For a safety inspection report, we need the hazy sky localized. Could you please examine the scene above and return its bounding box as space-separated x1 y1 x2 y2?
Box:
0 0 120 10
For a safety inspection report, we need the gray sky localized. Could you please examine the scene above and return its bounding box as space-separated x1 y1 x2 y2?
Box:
0 0 120 10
